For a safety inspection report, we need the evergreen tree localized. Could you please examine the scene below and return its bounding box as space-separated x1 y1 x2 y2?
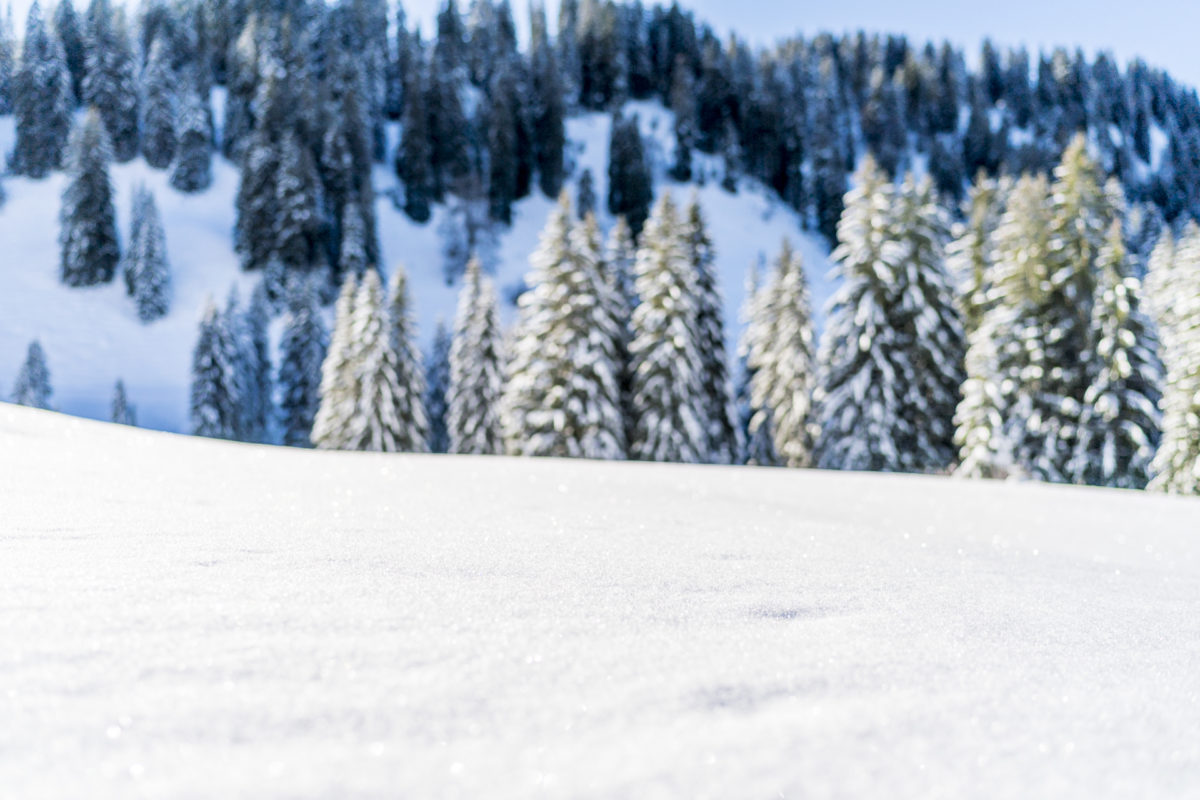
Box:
425 319 452 454
1146 228 1200 494
277 276 328 448
52 0 85 103
817 160 963 472
605 214 637 312
628 193 706 462
607 112 653 235
240 282 274 443
747 239 815 468
530 3 565 198
312 274 360 450
576 167 597 219
669 54 696 182
737 258 779 466
170 86 213 192
337 201 370 280
139 37 176 169
682 196 738 462
448 257 505 454
10 1 73 177
59 110 120 287
380 267 430 452
123 186 170 322
11 340 52 409
947 175 1006 338
395 53 435 223
954 174 1055 478
1071 221 1162 488
82 0 138 162
190 299 241 439
502 194 626 458
111 379 135 425
0 8 15 115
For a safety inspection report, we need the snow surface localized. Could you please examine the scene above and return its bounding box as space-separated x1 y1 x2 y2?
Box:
3 402 1199 799
0 100 831 434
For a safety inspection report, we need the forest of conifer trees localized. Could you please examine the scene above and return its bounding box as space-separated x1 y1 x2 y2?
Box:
1 0 1199 493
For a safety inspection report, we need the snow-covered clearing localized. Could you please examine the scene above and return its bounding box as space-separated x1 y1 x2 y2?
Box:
0 101 831 434
2 403 1198 799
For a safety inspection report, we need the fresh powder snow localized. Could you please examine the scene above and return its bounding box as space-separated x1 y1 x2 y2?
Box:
2 402 1198 798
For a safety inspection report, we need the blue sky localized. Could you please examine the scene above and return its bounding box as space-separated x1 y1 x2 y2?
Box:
9 1 1200 88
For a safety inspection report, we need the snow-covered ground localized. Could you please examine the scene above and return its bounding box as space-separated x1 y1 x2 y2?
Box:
0 100 831 433
3 402 1198 799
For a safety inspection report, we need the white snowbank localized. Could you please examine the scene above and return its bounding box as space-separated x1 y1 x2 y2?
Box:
2 403 1197 799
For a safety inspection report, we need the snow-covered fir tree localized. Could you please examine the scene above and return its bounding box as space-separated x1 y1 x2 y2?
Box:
52 0 84 103
1146 227 1200 494
1070 220 1162 489
140 37 176 169
448 258 505 455
111 379 136 426
11 340 52 409
277 277 328 448
948 175 1008 338
59 110 120 287
0 8 15 116
380 267 429 452
747 239 815 468
82 0 138 163
814 157 904 471
425 319 452 454
605 215 638 312
607 112 653 235
627 193 706 463
954 174 1055 479
10 1 73 178
190 299 241 440
338 201 370 280
682 196 739 463
312 274 360 450
239 283 274 444
502 194 626 459
170 86 213 193
122 186 170 322
883 173 966 472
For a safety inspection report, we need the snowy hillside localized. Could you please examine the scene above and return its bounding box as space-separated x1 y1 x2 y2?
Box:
3 402 1198 799
0 99 831 433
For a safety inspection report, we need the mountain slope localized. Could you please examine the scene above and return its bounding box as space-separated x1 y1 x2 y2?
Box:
0 100 831 433
2 402 1197 799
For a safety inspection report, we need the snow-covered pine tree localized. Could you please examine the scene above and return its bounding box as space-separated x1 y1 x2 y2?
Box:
607 112 653 235
948 174 1008 338
338 201 369 280
11 340 52 409
1070 220 1162 489
502 194 626 459
682 195 739 463
170 85 213 193
448 257 505 454
747 239 816 468
380 266 429 452
530 3 565 198
954 174 1055 479
0 8 15 115
395 47 436 223
605 215 638 312
277 276 328 448
425 319 452 454
82 0 138 162
737 258 778 466
881 173 965 472
627 192 707 463
815 156 905 471
1147 226 1200 494
111 379 136 425
59 109 120 287
123 186 170 322
272 130 325 276
52 0 85 103
240 282 274 444
10 1 73 178
312 274 360 450
1038 134 1115 481
190 299 241 439
576 167 597 219
340 268 419 452
139 37 175 169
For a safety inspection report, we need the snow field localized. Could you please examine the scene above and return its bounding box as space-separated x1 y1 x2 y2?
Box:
2 403 1198 799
